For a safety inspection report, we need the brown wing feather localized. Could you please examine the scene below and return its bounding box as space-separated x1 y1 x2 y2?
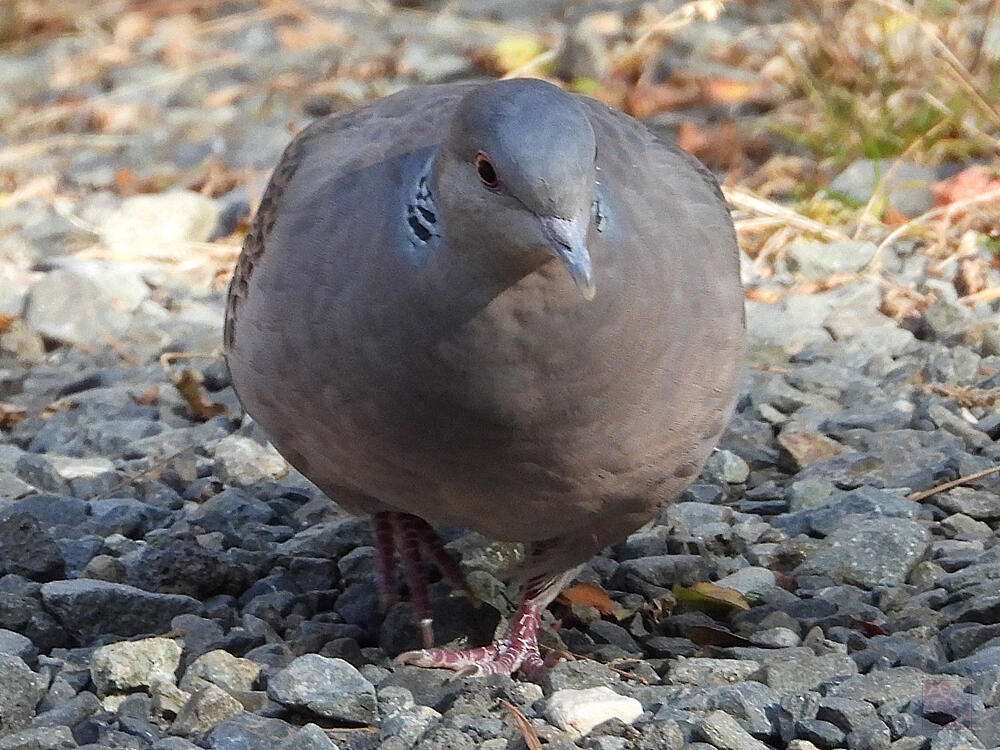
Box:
224 131 308 353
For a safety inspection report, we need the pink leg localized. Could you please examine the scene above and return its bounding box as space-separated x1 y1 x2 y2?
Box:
372 513 397 610
395 568 581 678
392 514 435 648
370 511 476 649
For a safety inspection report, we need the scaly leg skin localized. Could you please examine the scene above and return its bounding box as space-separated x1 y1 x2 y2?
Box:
371 511 477 649
395 565 583 678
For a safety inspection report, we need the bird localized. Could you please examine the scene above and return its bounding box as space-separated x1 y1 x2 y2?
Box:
224 77 745 678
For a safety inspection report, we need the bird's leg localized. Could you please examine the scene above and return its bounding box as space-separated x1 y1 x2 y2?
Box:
395 565 582 679
372 512 398 610
371 511 475 649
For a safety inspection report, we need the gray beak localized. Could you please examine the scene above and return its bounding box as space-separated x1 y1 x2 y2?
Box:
538 215 596 301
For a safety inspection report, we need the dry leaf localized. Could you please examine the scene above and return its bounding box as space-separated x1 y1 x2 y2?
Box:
0 402 27 431
673 582 751 613
882 206 909 226
772 572 797 592
704 77 755 105
40 397 76 420
0 314 18 333
488 36 546 75
956 256 988 297
687 625 753 647
624 81 698 118
640 592 677 624
172 369 225 420
849 614 888 636
745 287 782 303
933 165 1000 207
556 583 615 615
677 121 709 155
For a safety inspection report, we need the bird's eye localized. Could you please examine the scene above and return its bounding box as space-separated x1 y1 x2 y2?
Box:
475 154 499 189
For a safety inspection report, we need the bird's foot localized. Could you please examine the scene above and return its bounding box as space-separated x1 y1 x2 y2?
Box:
372 511 476 649
396 598 555 679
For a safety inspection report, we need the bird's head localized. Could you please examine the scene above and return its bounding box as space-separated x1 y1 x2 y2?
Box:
435 78 598 300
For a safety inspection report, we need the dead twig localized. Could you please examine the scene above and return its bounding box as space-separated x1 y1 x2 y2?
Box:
958 286 1000 305
851 119 951 240
499 700 543 750
91 444 197 501
907 465 1000 502
866 0 1000 131
726 185 851 243
866 187 1000 271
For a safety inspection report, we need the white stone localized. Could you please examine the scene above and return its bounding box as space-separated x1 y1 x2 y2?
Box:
48 455 115 480
151 677 191 719
58 259 150 312
179 650 260 693
91 637 182 696
544 686 642 737
100 190 220 260
213 435 288 485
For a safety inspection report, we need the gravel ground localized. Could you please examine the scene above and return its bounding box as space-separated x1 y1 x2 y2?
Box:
1 3 999 750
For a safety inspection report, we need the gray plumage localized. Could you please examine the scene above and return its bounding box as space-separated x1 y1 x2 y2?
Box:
225 78 744 580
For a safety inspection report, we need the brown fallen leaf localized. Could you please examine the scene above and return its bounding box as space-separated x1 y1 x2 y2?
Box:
556 583 616 615
673 582 751 613
0 314 18 333
687 625 753 647
772 572 797 592
40 397 76 420
0 402 27 431
171 369 225 420
745 287 782 304
933 165 1000 207
849 614 888 637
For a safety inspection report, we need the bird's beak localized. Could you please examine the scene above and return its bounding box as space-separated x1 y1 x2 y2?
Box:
538 215 596 301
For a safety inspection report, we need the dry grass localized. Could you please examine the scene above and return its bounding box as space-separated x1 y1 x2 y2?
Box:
763 0 1000 168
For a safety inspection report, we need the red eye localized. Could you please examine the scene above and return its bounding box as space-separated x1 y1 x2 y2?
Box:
475 153 499 188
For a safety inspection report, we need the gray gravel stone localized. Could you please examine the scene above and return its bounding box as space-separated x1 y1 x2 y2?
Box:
0 726 75 750
0 654 44 736
277 723 340 750
696 710 771 750
169 684 245 736
0 514 65 583
0 629 37 665
786 240 877 279
932 487 1000 521
40 579 200 642
845 720 891 750
815 696 879 733
704 450 750 484
829 159 935 216
752 653 858 696
267 655 376 724
829 668 968 706
796 517 929 587
31 691 101 729
23 267 131 348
